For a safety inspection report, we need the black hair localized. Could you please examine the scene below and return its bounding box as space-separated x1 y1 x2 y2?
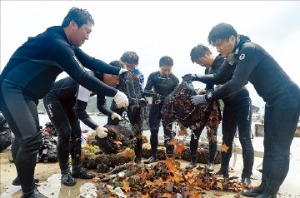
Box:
62 7 94 28
208 22 238 46
120 51 139 65
159 56 173 67
109 60 126 68
190 44 211 63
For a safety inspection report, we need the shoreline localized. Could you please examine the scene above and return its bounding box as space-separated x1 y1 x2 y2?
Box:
1 138 300 197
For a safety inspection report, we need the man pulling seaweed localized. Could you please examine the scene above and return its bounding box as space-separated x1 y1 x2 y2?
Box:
107 51 147 164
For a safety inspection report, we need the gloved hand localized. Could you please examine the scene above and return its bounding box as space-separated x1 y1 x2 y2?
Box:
191 95 208 105
95 126 108 138
111 112 122 121
182 74 196 82
113 91 129 108
118 68 128 75
196 88 206 95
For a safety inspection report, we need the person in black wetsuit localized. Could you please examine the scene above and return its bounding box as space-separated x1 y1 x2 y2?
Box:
183 44 254 185
107 51 145 164
180 45 220 172
191 23 300 198
143 56 179 164
0 7 128 198
43 60 125 186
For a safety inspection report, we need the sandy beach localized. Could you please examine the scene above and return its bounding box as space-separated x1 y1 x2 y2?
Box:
1 135 300 198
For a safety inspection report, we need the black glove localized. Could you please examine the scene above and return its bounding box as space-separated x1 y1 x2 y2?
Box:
182 74 196 82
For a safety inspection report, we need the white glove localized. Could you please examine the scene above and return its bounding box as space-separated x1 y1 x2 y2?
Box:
111 112 122 121
95 126 108 138
113 91 129 108
118 68 128 75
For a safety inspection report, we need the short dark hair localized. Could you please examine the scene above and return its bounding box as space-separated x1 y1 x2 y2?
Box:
190 44 211 63
109 60 126 68
208 22 238 46
62 7 94 28
120 51 139 65
159 56 173 67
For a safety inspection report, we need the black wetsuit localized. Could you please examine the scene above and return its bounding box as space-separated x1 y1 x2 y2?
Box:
194 54 254 178
107 70 145 162
43 71 114 172
0 26 120 195
208 35 300 194
144 71 179 157
189 57 223 165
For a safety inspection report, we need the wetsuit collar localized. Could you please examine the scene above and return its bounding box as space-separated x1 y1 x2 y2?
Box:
227 35 241 65
158 70 171 79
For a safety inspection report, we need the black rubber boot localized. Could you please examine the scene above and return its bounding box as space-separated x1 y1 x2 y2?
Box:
61 170 76 186
186 153 197 169
241 176 252 186
145 130 158 164
70 138 82 168
255 189 277 198
215 168 229 178
241 182 265 197
69 137 95 179
21 187 48 198
72 166 95 179
144 156 157 164
12 176 39 186
207 163 214 172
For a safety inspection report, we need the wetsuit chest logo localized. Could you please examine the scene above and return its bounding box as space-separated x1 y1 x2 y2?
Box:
239 54 245 60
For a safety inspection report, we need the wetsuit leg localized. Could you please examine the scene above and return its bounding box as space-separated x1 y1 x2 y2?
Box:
262 96 300 195
235 101 254 179
220 106 237 172
11 138 19 164
149 129 158 157
1 82 42 194
190 126 205 161
207 124 218 164
67 108 82 168
43 96 71 172
148 103 162 157
128 106 143 162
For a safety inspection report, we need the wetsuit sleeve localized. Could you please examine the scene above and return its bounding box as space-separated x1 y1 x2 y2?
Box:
211 45 261 100
52 44 118 97
204 68 214 90
75 85 98 130
144 73 155 92
97 94 113 116
74 47 120 75
194 61 234 85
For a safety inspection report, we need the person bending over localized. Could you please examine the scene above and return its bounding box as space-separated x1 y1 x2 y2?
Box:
183 43 254 185
191 22 300 198
0 7 128 197
43 60 126 186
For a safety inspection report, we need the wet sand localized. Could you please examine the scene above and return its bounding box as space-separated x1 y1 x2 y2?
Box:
1 137 299 198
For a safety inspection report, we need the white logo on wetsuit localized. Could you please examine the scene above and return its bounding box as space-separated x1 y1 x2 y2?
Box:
239 54 245 60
